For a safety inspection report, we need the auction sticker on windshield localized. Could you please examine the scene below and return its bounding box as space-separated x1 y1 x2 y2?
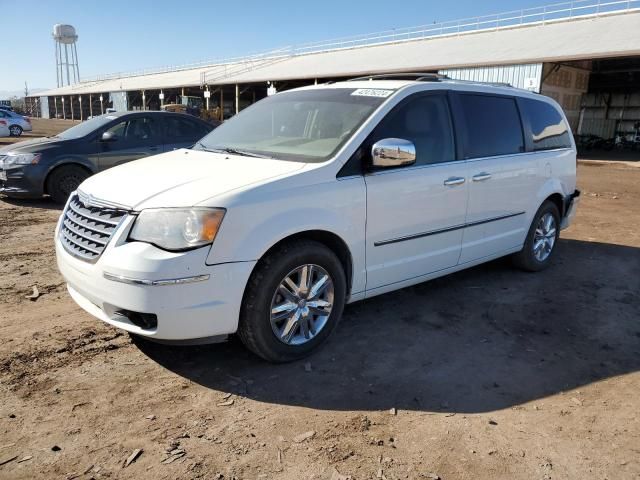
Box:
351 88 394 98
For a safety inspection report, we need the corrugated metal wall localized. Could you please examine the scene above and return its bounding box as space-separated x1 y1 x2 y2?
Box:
439 64 543 92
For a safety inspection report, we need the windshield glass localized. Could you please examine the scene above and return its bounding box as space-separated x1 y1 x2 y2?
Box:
194 88 391 162
56 115 118 140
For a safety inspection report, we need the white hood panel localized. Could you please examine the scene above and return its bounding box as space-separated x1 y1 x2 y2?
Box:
78 149 304 210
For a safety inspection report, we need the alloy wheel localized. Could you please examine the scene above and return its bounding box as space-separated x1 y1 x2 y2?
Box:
269 264 334 346
533 212 557 262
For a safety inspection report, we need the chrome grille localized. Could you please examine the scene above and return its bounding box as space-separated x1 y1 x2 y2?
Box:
59 194 128 262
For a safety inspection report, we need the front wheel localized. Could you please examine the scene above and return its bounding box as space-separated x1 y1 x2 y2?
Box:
512 201 560 272
238 239 346 362
47 165 90 204
9 125 22 137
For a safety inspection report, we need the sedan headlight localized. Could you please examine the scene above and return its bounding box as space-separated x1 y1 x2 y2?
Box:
129 208 225 251
2 152 41 166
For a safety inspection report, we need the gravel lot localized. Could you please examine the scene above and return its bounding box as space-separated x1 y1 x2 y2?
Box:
0 119 639 479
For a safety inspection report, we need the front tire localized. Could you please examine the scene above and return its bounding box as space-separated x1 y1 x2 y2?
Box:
238 239 346 362
512 200 560 272
9 125 22 137
47 165 90 204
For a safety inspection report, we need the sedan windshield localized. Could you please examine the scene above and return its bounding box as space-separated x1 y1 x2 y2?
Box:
56 115 118 140
195 88 391 162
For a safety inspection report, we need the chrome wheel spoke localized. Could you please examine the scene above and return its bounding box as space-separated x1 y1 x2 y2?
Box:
278 284 298 303
309 274 329 299
281 310 301 343
271 302 296 321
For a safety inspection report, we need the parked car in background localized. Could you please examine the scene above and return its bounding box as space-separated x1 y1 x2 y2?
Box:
54 76 580 362
0 111 214 203
0 119 10 137
0 104 14 112
0 109 32 136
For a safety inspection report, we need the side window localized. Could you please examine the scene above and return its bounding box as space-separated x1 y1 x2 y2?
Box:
456 94 524 158
166 117 208 140
370 94 455 166
105 117 159 142
520 98 572 150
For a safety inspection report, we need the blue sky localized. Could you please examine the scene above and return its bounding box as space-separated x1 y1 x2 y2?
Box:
2 0 543 93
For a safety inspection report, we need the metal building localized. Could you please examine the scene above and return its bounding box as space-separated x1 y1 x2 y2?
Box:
26 0 640 138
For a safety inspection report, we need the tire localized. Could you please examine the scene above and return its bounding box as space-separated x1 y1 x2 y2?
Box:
512 200 561 272
46 165 90 204
238 239 347 363
9 125 22 137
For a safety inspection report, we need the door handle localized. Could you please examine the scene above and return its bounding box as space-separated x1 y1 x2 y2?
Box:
472 172 492 182
443 176 466 186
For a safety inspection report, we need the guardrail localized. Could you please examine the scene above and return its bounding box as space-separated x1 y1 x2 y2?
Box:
80 0 639 84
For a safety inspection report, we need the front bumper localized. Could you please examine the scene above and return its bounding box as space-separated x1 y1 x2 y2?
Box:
0 165 45 197
55 213 256 341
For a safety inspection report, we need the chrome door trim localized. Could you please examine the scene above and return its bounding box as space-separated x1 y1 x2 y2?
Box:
374 211 525 247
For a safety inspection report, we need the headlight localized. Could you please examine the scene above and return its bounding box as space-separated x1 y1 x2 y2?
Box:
2 152 42 166
129 208 225 251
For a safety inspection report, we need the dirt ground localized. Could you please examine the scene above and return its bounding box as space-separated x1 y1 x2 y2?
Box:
0 120 639 479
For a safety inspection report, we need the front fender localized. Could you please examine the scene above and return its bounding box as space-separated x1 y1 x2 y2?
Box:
206 177 367 294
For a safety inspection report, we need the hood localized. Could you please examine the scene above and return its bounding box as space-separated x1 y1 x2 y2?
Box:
0 136 65 154
78 149 305 210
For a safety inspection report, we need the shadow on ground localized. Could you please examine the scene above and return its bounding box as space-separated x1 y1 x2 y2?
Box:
0 196 62 211
135 238 640 413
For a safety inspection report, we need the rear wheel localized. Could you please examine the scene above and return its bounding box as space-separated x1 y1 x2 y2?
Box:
512 201 560 272
9 125 22 137
238 239 346 362
47 165 89 204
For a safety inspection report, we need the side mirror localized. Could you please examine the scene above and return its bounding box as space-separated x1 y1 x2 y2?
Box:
371 138 416 168
101 131 117 142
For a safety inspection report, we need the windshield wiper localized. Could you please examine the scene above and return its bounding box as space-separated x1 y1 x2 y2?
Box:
210 146 272 159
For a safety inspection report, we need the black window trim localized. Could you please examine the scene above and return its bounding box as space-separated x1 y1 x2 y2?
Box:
337 90 460 178
449 90 526 160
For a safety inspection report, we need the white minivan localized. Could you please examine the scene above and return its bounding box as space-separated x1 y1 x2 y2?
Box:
55 75 580 362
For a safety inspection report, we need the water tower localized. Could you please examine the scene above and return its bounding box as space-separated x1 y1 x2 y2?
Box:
53 24 80 87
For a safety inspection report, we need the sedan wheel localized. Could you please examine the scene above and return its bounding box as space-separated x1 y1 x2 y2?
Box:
270 264 334 346
9 125 22 137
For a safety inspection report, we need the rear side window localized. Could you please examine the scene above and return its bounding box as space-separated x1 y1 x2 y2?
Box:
369 94 455 166
166 116 210 140
520 98 572 151
456 94 524 159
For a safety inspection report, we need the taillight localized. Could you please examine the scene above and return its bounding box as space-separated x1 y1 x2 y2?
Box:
0 120 6 125
25 117 31 123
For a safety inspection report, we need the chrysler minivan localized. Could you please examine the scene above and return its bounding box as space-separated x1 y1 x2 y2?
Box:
55 75 580 362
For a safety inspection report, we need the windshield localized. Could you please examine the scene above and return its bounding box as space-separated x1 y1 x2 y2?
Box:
194 88 391 162
56 115 118 140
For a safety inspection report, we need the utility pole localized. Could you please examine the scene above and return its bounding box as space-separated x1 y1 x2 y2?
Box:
24 81 29 97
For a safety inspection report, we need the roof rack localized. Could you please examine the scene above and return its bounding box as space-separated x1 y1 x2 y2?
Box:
346 72 514 88
347 73 449 82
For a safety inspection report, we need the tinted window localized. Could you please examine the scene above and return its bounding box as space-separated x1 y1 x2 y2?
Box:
105 116 159 142
520 98 572 150
457 94 524 158
370 94 454 165
166 116 209 140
